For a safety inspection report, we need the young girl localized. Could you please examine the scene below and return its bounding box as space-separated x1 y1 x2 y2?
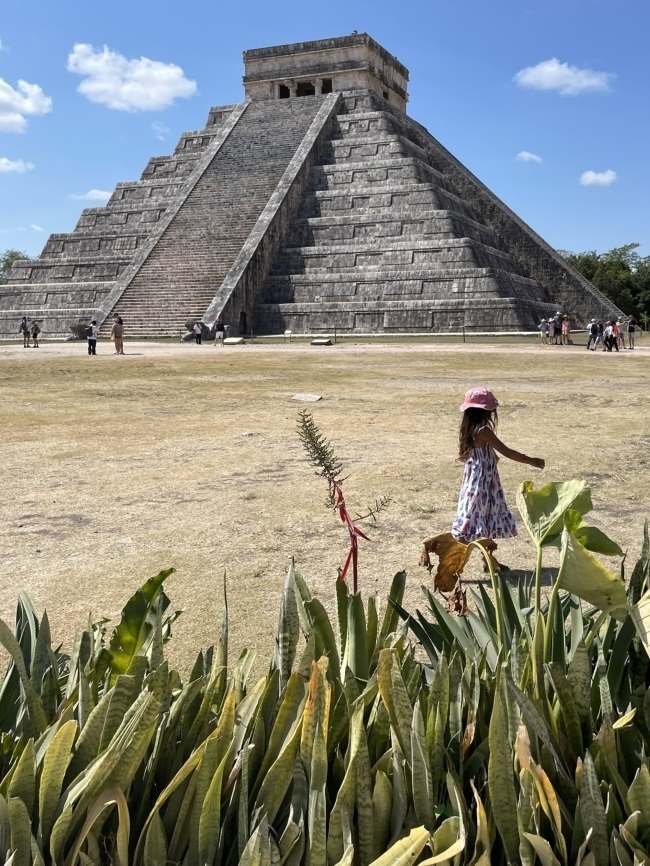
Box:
452 387 545 568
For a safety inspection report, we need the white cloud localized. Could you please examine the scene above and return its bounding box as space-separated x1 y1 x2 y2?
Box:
30 223 44 232
514 58 613 96
151 121 170 141
70 188 112 202
580 169 617 187
67 43 196 112
516 150 543 164
0 78 52 132
0 156 34 173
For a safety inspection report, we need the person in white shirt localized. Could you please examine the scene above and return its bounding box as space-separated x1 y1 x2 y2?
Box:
192 321 203 345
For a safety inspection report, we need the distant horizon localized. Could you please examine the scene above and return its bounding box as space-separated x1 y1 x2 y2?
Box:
1 0 647 257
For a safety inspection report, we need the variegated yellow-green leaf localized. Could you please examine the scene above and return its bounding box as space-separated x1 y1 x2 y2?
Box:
66 786 130 866
410 700 433 830
8 797 31 866
300 658 330 771
368 826 430 866
372 771 392 858
420 815 465 864
0 620 47 736
255 719 302 824
143 811 167 866
488 678 519 865
579 753 608 866
522 833 561 866
307 721 327 866
8 740 35 819
377 650 412 764
627 764 650 831
38 720 77 848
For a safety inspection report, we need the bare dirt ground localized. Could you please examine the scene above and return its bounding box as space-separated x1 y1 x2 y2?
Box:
0 337 648 673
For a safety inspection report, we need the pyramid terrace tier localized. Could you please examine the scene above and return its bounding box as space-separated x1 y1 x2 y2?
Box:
296 208 497 246
257 295 560 334
271 237 524 274
303 182 479 221
263 267 550 305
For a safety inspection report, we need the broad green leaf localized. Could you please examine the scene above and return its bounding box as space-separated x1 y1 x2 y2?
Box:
627 765 650 832
516 479 592 547
377 650 412 764
307 722 327 866
66 786 130 866
300 659 330 772
558 530 627 619
255 719 302 824
107 568 174 680
574 526 623 557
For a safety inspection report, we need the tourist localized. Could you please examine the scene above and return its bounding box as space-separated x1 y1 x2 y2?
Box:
193 321 202 345
586 319 598 350
451 387 545 571
595 320 605 351
604 321 618 352
628 316 639 349
110 315 124 355
547 318 556 345
561 316 570 345
553 311 563 345
19 316 30 348
538 318 549 344
615 320 625 350
30 320 41 348
87 320 98 356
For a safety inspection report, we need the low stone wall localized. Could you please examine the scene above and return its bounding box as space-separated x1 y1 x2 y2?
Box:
203 93 341 335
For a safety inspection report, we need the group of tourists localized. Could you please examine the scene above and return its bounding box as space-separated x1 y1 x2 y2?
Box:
586 317 640 351
537 310 641 351
18 316 42 348
537 311 572 345
84 314 124 356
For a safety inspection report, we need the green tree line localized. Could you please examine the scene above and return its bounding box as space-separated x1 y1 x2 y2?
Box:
560 242 650 322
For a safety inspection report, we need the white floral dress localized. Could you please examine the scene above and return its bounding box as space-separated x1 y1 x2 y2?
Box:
451 436 517 543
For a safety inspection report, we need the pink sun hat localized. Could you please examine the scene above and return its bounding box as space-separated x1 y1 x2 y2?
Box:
459 386 499 412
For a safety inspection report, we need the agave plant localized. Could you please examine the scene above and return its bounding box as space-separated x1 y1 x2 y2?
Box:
0 481 648 865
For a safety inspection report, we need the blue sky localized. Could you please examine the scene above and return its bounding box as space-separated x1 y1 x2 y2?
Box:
1 0 648 256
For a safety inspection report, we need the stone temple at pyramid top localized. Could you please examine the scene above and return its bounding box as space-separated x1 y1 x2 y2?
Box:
243 33 409 112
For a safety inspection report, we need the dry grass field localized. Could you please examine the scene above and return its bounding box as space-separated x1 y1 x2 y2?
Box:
0 336 648 672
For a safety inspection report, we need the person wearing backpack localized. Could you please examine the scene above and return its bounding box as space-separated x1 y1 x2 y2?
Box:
31 320 41 348
586 319 598 350
87 320 98 355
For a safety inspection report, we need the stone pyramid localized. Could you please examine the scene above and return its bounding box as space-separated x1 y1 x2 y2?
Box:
0 34 619 339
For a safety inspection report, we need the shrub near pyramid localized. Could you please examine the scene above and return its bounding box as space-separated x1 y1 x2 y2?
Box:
0 34 620 340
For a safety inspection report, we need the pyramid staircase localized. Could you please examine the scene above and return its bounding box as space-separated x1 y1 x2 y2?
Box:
256 98 594 333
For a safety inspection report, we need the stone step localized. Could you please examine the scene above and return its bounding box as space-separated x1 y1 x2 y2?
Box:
312 156 449 191
298 209 495 246
273 237 515 274
323 134 427 165
256 294 557 334
304 181 478 221
263 266 544 304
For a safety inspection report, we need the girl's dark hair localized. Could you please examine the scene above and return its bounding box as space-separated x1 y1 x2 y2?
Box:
459 407 497 460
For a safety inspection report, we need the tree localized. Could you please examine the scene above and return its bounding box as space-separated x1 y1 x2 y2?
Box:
0 249 28 283
561 242 650 318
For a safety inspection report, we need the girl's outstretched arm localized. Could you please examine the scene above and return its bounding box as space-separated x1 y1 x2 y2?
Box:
476 428 545 470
